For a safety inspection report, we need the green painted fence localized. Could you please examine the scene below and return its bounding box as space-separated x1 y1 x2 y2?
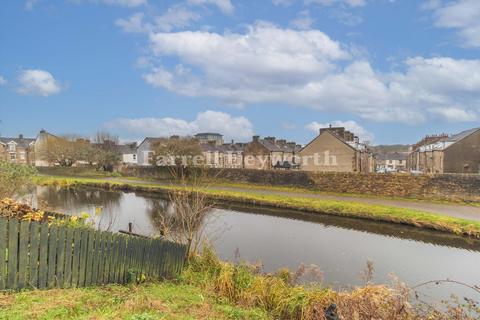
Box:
0 217 187 291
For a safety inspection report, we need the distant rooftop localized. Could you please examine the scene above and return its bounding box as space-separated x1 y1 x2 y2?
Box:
195 133 223 137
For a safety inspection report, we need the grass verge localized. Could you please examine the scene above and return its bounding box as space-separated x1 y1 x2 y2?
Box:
35 176 480 238
0 282 270 320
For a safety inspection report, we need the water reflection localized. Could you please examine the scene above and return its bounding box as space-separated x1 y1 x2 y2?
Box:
33 185 480 303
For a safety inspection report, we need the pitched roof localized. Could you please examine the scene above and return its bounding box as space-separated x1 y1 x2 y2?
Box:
201 143 246 153
259 139 283 152
419 127 480 151
195 132 223 137
0 137 35 148
138 137 165 148
115 144 137 155
376 152 408 161
443 127 479 143
300 129 359 153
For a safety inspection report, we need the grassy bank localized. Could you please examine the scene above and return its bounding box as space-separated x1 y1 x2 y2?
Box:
35 176 480 238
1 249 478 320
0 282 269 320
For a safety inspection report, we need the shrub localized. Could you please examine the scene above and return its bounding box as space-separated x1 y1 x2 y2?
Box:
0 160 37 199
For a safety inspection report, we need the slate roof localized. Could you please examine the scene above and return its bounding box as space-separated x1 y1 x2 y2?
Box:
419 127 480 151
376 152 408 161
115 144 137 155
0 137 35 148
201 143 246 153
195 133 223 137
442 127 479 144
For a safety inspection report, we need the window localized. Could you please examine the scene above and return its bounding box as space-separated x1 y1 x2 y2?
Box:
19 152 26 160
10 153 16 161
133 154 137 160
8 143 16 152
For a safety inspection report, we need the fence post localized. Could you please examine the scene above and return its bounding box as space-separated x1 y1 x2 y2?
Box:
0 218 7 290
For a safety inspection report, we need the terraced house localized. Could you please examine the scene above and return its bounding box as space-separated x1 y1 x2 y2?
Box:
299 126 375 173
408 127 480 174
243 136 301 170
0 135 36 165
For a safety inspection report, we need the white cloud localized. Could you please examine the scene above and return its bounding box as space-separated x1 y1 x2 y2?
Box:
116 7 201 34
187 0 234 14
17 69 62 97
428 107 478 122
272 0 293 6
139 24 480 124
25 0 38 10
290 11 314 30
155 7 201 32
306 120 374 142
429 0 480 47
306 0 367 7
331 9 363 26
70 0 146 7
105 110 254 141
115 12 148 33
0 76 7 86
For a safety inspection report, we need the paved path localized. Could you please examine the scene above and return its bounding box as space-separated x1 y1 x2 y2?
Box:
106 178 480 222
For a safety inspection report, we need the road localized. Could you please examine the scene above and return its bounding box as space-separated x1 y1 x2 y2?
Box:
106 178 480 222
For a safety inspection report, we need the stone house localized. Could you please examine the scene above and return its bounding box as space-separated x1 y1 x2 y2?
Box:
243 136 301 170
0 135 36 165
408 127 480 174
376 152 408 172
194 133 223 146
299 126 374 173
201 141 246 168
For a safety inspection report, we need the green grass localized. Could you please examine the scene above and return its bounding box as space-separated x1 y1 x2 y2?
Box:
0 282 270 320
35 175 480 238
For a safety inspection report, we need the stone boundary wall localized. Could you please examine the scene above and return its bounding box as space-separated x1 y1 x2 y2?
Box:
38 166 480 202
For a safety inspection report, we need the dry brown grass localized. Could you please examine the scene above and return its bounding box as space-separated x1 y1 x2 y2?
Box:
182 247 480 320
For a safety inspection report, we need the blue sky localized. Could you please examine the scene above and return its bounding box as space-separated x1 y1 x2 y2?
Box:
0 0 479 145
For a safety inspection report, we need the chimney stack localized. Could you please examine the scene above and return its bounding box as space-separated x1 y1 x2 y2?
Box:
252 135 260 142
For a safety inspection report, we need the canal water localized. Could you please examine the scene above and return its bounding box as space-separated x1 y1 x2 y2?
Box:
32 185 480 304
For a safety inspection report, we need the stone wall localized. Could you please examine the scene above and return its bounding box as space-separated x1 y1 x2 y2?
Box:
119 166 480 202
39 166 480 203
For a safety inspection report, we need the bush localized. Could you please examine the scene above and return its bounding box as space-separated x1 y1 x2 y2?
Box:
181 247 480 320
0 161 37 199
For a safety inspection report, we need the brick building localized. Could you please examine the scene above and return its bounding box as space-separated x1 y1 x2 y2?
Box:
0 135 36 165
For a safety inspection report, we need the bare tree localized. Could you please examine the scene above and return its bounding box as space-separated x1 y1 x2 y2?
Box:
152 168 218 258
37 135 92 167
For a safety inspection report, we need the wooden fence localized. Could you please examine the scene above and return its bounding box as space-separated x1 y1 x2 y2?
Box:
0 217 187 291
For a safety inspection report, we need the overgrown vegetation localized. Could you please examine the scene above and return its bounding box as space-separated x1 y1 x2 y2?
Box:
182 247 480 319
36 176 480 238
1 248 478 319
0 160 37 199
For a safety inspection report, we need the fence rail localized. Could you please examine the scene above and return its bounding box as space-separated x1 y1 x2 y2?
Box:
0 217 187 291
